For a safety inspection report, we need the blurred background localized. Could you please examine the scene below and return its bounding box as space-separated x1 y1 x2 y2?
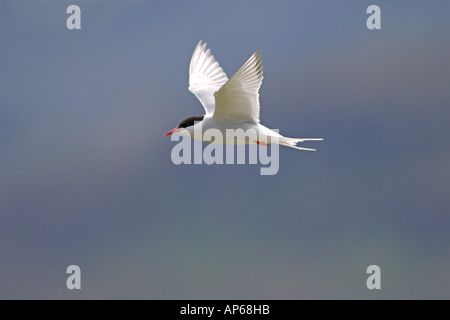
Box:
1 0 449 299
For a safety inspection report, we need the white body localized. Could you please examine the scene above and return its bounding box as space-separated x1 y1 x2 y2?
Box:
184 115 279 144
181 116 322 150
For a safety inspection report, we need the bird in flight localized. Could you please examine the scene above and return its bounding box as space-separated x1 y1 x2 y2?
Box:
165 40 323 150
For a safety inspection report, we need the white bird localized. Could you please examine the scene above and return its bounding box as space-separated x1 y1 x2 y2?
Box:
165 40 323 151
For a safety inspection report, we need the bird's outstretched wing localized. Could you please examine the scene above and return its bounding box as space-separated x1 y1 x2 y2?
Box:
188 41 228 116
213 50 263 124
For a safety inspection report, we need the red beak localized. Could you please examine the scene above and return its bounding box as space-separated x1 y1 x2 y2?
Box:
164 128 180 136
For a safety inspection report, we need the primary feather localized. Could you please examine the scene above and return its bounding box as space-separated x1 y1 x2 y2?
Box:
188 41 228 115
213 50 263 124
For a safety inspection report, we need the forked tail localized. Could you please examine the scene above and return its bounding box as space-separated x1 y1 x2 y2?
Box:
277 137 324 151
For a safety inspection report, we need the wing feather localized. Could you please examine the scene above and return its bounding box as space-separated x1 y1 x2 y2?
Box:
213 50 263 123
188 41 228 115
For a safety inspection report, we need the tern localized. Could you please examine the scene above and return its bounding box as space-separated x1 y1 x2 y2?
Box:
165 41 323 150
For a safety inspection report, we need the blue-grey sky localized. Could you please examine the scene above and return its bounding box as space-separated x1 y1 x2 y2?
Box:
1 0 449 299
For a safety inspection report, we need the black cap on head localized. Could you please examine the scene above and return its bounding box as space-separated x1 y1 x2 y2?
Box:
178 115 205 128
